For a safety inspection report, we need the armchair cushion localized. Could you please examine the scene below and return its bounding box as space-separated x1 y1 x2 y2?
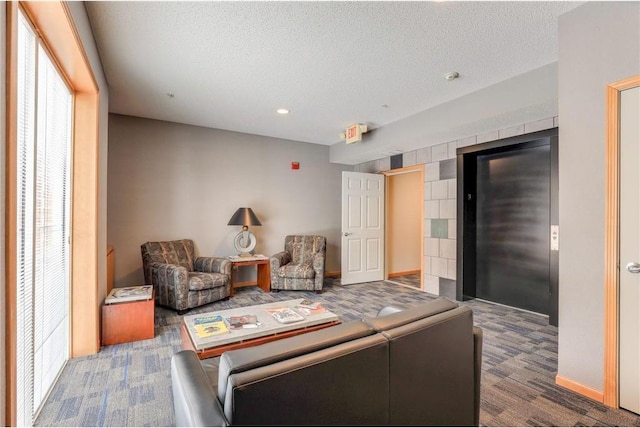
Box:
195 257 231 275
279 262 315 279
188 272 228 291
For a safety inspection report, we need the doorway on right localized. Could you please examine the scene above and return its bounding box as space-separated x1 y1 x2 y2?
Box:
457 128 559 326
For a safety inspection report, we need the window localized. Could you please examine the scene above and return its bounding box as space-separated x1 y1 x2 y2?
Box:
15 8 72 425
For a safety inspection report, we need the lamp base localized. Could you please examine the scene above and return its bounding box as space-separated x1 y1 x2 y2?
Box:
237 252 253 258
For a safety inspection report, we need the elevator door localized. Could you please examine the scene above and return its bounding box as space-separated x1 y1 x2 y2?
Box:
476 145 550 314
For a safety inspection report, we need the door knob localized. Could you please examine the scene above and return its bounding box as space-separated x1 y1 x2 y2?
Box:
343 232 352 236
626 262 640 274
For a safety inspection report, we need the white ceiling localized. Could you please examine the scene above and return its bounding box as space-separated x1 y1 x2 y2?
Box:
86 1 582 149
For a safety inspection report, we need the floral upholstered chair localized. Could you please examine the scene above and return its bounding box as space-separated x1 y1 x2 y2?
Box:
141 239 231 314
270 235 326 292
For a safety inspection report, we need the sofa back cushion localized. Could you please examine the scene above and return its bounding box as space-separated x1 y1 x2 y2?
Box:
141 239 195 275
364 296 458 332
383 306 475 426
284 235 326 265
217 319 373 402
224 334 389 426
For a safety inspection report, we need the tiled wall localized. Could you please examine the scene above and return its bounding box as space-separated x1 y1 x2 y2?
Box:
354 116 557 299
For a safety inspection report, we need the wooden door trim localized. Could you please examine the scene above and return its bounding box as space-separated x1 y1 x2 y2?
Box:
382 164 425 290
604 74 640 408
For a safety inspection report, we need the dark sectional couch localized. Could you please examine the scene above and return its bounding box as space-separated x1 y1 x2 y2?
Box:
171 297 483 426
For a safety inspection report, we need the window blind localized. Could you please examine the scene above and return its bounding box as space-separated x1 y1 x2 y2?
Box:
16 9 72 425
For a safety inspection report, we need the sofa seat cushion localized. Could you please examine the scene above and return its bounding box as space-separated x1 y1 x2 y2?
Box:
188 272 227 291
277 262 315 279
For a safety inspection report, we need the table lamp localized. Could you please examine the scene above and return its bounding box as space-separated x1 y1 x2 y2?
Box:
228 207 262 257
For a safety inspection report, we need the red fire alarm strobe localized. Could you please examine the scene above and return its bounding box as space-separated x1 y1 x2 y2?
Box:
291 162 300 170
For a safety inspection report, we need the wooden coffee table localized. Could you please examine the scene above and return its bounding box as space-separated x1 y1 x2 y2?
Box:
181 299 340 359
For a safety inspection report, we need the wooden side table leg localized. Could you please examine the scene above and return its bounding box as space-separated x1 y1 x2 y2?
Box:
257 262 271 292
230 265 236 297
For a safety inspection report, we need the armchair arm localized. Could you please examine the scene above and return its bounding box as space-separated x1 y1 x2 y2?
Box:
312 250 326 290
195 257 231 276
148 261 189 310
270 251 291 270
270 251 291 286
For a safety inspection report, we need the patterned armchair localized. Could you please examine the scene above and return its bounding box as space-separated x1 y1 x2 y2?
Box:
141 239 231 314
270 235 326 292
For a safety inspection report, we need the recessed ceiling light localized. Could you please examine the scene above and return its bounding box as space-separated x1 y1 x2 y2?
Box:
444 72 460 81
276 108 290 115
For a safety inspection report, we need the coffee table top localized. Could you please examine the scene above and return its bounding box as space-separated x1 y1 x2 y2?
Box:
183 299 339 351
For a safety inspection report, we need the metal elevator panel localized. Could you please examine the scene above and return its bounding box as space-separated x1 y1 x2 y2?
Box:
475 145 551 314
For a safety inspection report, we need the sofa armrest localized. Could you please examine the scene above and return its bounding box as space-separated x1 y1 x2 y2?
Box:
473 326 483 427
195 257 231 275
171 350 228 427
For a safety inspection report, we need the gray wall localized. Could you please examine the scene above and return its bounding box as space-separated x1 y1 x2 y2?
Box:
558 2 640 391
107 114 352 287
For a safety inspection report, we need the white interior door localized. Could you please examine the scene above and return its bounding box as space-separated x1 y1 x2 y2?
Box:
620 85 640 414
341 171 385 285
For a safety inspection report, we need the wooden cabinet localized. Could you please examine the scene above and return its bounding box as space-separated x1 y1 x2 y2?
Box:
101 291 154 346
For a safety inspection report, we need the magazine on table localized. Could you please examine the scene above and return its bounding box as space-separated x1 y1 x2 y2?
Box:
193 315 230 338
266 307 305 324
226 314 261 329
105 285 153 304
295 299 326 316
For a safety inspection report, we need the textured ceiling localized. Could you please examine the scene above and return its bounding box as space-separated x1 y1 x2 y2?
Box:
86 1 581 147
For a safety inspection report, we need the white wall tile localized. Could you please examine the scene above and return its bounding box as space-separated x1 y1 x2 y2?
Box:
424 181 432 200
425 162 439 182
477 130 499 144
499 124 525 139
447 259 457 280
416 147 431 165
424 274 439 295
447 141 458 159
379 157 391 172
425 200 439 219
447 179 457 198
448 219 457 240
432 180 448 200
457 136 477 148
431 143 448 162
524 117 554 134
403 151 417 167
424 256 432 275
431 257 448 277
439 199 456 219
440 239 456 259
425 237 439 257
424 218 432 238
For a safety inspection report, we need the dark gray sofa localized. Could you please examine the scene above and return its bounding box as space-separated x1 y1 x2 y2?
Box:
171 297 483 426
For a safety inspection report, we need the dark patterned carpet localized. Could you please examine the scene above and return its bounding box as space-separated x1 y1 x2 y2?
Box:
35 278 640 427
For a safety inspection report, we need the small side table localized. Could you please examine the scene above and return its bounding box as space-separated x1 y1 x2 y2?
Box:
229 258 271 297
101 290 155 346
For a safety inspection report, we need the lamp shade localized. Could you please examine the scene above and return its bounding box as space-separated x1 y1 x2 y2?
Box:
227 207 262 226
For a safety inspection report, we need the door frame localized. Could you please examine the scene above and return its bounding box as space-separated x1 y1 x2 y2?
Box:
382 165 425 290
603 74 640 408
456 128 559 325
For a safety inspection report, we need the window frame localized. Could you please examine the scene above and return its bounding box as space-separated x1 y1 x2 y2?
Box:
5 2 100 425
